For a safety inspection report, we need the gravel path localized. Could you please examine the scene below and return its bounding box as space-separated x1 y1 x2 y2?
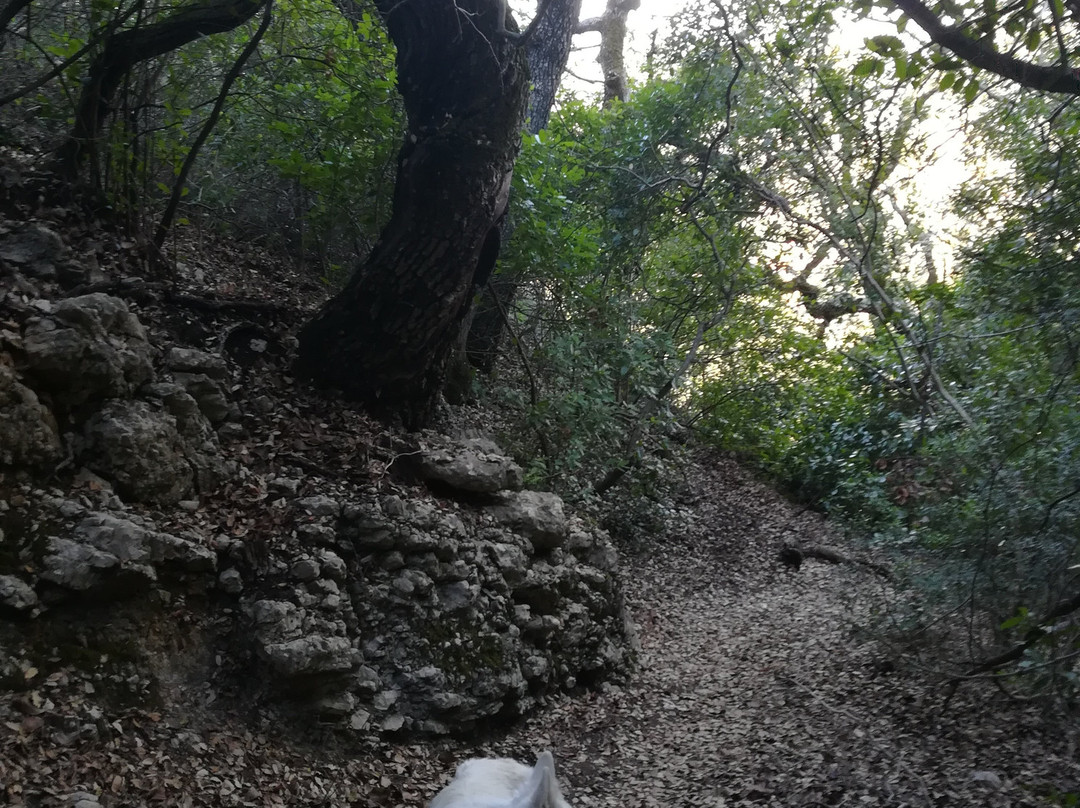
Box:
461 456 1080 807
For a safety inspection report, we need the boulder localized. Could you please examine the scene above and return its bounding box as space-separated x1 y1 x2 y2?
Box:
0 362 62 469
487 490 568 550
23 294 153 411
82 400 194 504
417 439 523 494
0 223 65 278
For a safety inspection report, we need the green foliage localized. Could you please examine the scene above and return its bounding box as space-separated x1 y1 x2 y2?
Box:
167 0 402 264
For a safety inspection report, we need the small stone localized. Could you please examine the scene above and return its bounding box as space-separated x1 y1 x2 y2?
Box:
349 709 371 730
316 550 347 581
296 495 341 518
291 558 320 582
381 714 405 732
373 689 399 711
0 575 40 614
269 477 301 497
218 568 243 595
971 771 1003 790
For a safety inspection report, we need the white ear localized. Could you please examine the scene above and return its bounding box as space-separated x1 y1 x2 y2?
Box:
507 752 558 808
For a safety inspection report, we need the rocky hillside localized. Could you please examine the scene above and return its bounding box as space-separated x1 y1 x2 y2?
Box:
0 161 638 806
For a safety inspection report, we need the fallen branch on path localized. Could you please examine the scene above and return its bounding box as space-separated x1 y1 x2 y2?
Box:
779 544 891 579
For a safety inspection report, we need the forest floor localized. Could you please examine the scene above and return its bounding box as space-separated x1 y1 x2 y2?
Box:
470 456 1080 807
5 449 1079 807
1 196 1078 805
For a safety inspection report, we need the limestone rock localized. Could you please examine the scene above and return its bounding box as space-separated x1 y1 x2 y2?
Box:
261 635 359 678
164 347 229 381
0 223 65 277
487 491 568 550
39 536 156 597
23 294 153 411
0 574 40 614
417 439 523 494
82 400 194 504
0 363 62 469
164 349 231 425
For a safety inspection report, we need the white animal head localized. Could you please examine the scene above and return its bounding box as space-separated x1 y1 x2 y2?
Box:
428 751 571 808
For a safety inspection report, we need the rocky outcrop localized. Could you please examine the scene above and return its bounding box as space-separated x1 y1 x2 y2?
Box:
22 293 153 412
36 508 216 601
235 468 635 735
2 294 231 504
0 280 633 739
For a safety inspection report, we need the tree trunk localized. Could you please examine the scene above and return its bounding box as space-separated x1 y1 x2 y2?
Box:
578 0 640 106
294 0 529 429
54 0 265 177
464 0 583 374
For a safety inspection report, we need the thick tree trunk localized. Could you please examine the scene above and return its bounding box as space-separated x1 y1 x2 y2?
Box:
54 0 265 177
464 0 583 374
295 0 529 429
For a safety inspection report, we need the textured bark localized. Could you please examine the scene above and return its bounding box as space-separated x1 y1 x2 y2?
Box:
55 0 265 176
577 0 640 106
295 0 529 428
524 0 583 131
464 0 583 374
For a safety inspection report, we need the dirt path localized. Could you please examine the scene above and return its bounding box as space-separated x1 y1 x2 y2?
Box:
464 457 1080 807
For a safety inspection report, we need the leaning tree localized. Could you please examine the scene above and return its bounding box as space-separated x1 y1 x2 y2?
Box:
295 0 542 428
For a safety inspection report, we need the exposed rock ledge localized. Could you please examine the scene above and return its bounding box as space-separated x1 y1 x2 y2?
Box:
0 292 636 736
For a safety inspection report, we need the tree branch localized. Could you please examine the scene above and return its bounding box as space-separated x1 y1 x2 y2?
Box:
891 0 1080 95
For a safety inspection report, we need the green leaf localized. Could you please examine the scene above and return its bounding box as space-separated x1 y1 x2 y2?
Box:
853 57 881 77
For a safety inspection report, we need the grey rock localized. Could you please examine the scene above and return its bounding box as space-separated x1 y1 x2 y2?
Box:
354 665 381 694
270 477 301 497
261 635 358 678
40 536 156 596
315 692 357 716
971 771 1003 790
71 512 215 574
0 575 40 613
23 294 153 411
0 363 62 469
172 372 231 425
82 400 194 505
291 557 321 582
0 224 65 274
417 440 523 494
250 600 303 641
487 491 568 550
486 541 529 585
349 709 371 730
164 347 229 381
218 568 243 594
317 550 347 581
296 495 341 518
436 578 475 609
392 569 433 598
372 689 399 711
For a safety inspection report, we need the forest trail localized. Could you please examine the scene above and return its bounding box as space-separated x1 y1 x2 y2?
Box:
466 456 1079 807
